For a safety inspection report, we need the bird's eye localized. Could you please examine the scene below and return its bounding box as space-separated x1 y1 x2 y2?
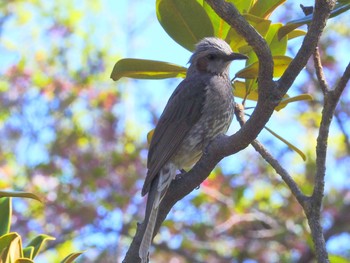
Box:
207 54 216 60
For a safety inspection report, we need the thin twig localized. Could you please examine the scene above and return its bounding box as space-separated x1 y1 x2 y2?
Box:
313 47 330 94
333 61 350 100
234 104 307 206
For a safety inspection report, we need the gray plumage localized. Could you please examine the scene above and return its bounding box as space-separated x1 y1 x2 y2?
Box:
139 37 247 263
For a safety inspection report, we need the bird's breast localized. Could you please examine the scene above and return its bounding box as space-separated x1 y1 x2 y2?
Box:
171 76 234 168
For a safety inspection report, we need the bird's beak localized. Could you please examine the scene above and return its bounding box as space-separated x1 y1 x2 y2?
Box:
226 52 248 61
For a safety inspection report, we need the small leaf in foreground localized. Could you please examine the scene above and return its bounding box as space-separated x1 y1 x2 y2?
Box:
264 126 306 161
26 234 56 259
235 56 292 79
0 191 42 203
60 251 84 263
0 197 11 236
275 94 313 111
110 59 187 81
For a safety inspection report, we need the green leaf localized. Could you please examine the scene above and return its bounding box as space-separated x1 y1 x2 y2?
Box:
0 191 42 203
249 0 286 18
25 234 56 259
0 232 23 262
60 251 84 263
156 0 214 51
233 80 259 101
264 126 306 161
278 2 350 40
329 254 350 263
287 29 306 40
275 94 313 111
0 197 11 236
203 2 231 38
235 55 292 79
268 23 287 56
227 0 254 13
23 246 34 259
15 258 35 263
147 129 155 145
110 59 187 81
226 14 271 52
233 80 289 105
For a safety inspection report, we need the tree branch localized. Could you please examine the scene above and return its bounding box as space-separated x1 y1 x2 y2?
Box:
122 0 336 261
278 0 335 94
313 47 330 94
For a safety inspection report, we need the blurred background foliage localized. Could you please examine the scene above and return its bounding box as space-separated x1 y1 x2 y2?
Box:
0 0 350 262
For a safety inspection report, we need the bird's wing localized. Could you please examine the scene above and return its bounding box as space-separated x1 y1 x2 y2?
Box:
141 76 208 196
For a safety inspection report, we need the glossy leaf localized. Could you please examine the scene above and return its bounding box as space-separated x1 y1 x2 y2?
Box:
156 0 214 51
235 55 292 79
249 0 286 18
110 59 187 81
275 94 313 111
0 232 23 262
278 2 350 40
0 191 42 203
60 251 84 263
25 234 56 259
0 197 11 236
264 126 306 161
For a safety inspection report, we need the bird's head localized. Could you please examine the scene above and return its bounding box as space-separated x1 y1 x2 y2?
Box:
188 37 248 75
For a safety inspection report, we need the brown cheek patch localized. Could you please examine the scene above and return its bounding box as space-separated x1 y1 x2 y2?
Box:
196 57 208 72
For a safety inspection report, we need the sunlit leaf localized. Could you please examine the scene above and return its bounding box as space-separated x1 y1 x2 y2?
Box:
233 81 290 105
287 29 306 39
268 23 287 56
25 234 55 259
110 59 187 81
329 254 350 263
0 232 23 262
60 251 84 263
156 0 214 51
278 2 350 40
275 94 313 111
249 0 286 18
264 126 306 161
226 14 271 52
203 2 231 38
15 259 35 263
233 80 259 100
227 0 254 13
147 129 155 145
0 191 42 203
235 56 292 79
0 197 11 236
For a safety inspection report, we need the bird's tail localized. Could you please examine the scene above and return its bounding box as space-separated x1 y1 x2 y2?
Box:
139 163 176 263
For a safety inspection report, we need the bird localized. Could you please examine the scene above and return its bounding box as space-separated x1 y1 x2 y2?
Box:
139 37 248 262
